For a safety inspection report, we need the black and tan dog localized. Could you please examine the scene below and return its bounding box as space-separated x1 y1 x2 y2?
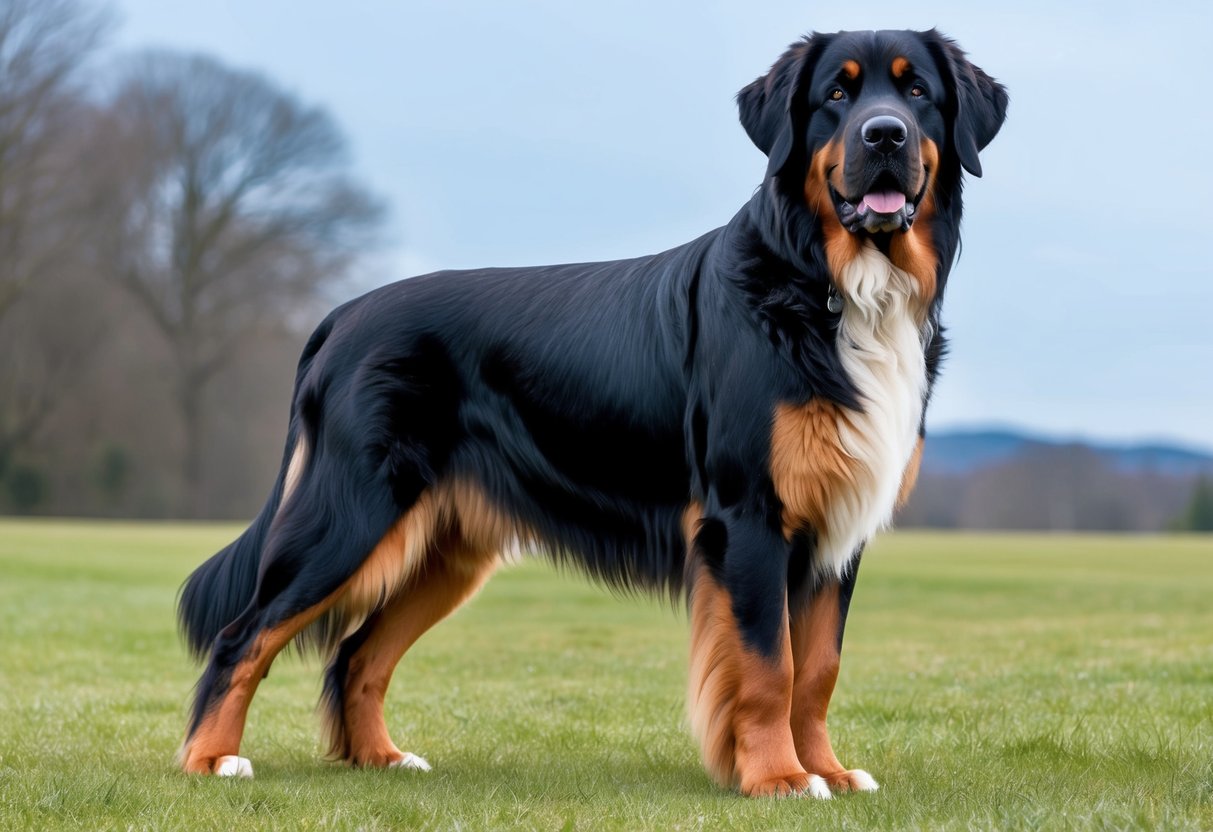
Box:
178 28 1006 797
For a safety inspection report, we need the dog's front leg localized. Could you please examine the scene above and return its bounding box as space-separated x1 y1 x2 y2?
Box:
788 559 879 795
686 506 826 798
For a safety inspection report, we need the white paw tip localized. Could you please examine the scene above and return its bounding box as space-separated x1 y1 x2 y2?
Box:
215 755 253 778
807 774 832 800
850 769 879 792
389 752 431 772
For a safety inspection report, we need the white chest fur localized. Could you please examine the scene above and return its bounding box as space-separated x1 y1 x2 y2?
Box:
816 241 929 578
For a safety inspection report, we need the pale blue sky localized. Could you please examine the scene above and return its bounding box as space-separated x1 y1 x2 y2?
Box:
113 1 1213 449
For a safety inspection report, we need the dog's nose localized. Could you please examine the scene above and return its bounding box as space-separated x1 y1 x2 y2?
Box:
861 115 907 154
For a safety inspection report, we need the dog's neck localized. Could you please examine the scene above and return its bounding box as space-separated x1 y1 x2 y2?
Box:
743 182 942 325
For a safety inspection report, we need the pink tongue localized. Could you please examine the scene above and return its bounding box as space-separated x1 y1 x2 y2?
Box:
861 190 907 214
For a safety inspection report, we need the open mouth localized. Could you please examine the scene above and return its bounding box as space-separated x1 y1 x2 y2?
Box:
829 173 923 234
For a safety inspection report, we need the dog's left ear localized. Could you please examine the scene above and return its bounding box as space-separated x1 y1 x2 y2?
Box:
736 34 828 178
925 30 1008 177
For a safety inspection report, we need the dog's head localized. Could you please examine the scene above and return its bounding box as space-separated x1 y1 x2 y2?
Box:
738 29 1007 239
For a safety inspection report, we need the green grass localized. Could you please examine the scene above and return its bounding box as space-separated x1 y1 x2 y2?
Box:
1 520 1211 830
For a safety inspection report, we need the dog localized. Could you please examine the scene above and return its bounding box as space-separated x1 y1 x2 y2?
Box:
178 27 1006 797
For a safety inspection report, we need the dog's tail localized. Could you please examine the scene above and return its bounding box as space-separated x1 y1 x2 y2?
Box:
177 419 306 660
177 312 338 660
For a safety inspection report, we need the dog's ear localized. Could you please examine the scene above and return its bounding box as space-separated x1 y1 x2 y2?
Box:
926 30 1008 177
736 34 828 177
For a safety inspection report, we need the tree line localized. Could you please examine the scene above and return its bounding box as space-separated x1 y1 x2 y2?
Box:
898 445 1213 532
0 0 383 518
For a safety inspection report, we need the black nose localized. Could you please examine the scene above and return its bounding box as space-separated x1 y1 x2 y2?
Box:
861 115 907 154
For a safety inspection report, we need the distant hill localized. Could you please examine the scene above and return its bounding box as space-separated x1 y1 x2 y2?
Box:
900 428 1213 531
922 429 1213 477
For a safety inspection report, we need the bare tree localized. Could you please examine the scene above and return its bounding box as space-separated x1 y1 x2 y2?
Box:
0 0 109 473
94 52 383 516
0 0 108 319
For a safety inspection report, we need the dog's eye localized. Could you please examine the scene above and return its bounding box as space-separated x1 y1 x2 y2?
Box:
910 84 926 98
829 88 846 102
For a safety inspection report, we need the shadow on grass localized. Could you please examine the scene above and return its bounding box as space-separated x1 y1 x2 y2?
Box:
245 752 719 800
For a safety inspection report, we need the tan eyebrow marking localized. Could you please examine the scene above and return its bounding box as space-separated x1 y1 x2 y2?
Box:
891 56 911 78
841 60 861 80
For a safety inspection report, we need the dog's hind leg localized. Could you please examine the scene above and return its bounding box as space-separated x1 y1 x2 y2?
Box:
179 589 342 776
180 458 405 776
320 530 497 769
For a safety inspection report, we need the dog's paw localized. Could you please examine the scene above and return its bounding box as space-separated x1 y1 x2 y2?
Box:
388 752 431 772
821 768 878 793
742 771 824 798
806 774 832 799
214 755 254 778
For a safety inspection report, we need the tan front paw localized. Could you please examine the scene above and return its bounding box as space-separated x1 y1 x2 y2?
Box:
741 770 831 798
180 750 252 778
820 767 879 793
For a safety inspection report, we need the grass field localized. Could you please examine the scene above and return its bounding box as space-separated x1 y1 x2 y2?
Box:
0 520 1211 830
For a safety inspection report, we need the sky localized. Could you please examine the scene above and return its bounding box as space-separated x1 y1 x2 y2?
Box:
111 0 1213 450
